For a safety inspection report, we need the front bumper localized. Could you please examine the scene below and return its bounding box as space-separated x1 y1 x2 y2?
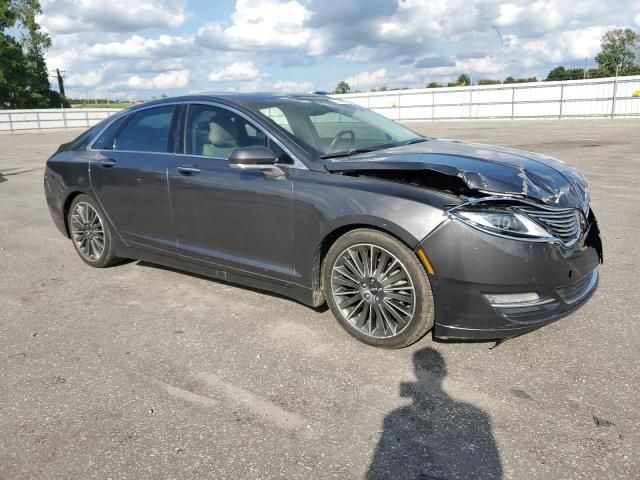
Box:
419 212 603 340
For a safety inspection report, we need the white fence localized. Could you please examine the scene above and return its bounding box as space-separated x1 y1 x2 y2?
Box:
0 108 121 132
2 77 639 133
334 75 640 121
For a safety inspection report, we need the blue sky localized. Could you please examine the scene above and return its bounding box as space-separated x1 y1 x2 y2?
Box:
38 0 640 100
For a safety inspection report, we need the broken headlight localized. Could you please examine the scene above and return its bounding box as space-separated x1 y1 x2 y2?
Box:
450 208 555 240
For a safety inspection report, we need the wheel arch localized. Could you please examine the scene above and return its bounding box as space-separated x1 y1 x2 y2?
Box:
310 222 419 307
61 190 89 237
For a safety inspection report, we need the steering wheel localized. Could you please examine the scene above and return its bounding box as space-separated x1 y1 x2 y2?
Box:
328 129 356 153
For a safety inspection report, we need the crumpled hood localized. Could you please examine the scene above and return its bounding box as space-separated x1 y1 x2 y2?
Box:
323 139 589 209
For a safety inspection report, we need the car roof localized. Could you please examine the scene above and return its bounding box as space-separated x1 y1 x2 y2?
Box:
127 92 327 112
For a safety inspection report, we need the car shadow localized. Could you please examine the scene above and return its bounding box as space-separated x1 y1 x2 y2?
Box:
367 347 502 480
0 167 43 184
135 260 329 312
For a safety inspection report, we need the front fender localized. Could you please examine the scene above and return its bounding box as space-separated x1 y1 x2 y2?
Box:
291 169 453 288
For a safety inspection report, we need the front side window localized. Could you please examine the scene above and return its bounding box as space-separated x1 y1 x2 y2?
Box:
241 97 423 158
184 104 267 159
115 106 175 153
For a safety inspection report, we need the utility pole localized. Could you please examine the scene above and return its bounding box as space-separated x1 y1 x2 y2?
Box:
56 69 66 97
492 26 505 84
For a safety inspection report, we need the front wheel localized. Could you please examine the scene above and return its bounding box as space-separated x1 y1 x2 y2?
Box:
68 194 120 268
323 229 434 348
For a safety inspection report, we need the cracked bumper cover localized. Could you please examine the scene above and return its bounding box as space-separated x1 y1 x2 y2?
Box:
418 215 602 340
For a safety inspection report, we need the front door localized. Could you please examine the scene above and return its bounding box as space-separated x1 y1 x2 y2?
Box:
90 105 177 252
168 103 295 282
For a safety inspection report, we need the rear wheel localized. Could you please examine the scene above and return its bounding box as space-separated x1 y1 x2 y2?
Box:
323 229 434 348
68 194 119 268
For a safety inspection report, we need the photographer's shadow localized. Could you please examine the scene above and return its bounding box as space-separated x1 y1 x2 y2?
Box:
367 348 502 480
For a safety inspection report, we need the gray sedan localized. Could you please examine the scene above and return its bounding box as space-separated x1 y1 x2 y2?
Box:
44 93 602 348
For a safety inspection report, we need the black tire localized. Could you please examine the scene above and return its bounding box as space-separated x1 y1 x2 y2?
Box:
322 229 434 348
68 194 120 268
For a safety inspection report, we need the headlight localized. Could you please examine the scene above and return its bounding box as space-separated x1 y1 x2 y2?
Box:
450 208 555 240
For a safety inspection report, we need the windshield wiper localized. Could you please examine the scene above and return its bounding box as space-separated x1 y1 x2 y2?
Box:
319 137 427 159
404 138 428 145
319 147 378 159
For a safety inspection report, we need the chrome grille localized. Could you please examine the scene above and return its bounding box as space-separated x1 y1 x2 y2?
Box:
518 205 582 245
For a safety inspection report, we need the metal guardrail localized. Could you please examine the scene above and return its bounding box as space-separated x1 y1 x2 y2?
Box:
335 76 640 121
0 108 121 133
2 77 640 133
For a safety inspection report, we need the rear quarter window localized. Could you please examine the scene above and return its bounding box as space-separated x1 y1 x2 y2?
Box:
92 115 128 150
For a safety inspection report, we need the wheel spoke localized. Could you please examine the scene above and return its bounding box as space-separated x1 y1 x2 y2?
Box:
384 285 414 292
345 299 364 321
384 298 412 317
380 301 407 329
373 251 390 279
333 275 359 289
347 249 366 278
335 265 360 284
380 270 405 287
368 245 375 278
379 259 398 282
339 293 363 309
333 289 359 296
385 292 415 305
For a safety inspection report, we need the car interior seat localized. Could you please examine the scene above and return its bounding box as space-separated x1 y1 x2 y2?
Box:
202 117 240 158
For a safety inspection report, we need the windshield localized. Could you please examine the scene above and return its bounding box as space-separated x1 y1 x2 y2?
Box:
240 96 424 158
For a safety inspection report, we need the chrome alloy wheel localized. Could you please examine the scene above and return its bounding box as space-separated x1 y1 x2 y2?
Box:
330 243 416 338
70 202 105 261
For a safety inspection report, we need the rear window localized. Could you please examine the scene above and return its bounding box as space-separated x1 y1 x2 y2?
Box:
115 106 175 153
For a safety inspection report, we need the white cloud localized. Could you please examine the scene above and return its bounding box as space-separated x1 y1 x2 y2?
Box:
127 69 190 90
378 0 497 44
345 69 388 88
208 61 262 82
86 35 193 59
510 26 609 66
197 0 312 51
272 80 314 91
38 0 640 99
40 0 187 34
65 70 105 88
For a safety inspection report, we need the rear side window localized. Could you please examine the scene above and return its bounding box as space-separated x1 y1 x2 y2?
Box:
92 115 127 150
115 106 175 153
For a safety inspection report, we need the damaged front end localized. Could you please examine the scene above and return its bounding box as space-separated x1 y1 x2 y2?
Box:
323 143 603 339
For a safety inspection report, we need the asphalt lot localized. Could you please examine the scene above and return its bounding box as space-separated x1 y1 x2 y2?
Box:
1 119 639 479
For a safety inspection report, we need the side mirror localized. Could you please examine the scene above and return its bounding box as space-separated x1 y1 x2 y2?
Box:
228 146 284 178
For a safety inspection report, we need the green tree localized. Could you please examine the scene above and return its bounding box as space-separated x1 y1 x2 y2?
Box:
425 82 442 88
0 33 29 107
0 0 67 108
506 76 538 83
20 0 54 106
595 28 640 76
478 79 500 85
546 67 584 81
456 74 471 86
334 81 350 94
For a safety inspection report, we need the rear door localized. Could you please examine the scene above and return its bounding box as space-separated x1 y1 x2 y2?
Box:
168 102 296 282
90 105 178 252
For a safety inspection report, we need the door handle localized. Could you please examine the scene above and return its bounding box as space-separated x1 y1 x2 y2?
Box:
100 159 117 168
177 165 201 176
